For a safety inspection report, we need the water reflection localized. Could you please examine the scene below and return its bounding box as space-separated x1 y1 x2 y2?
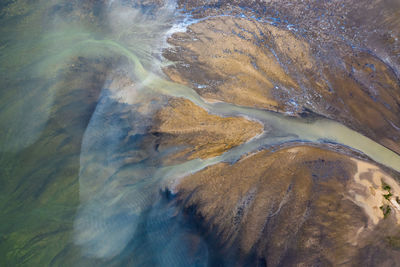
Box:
0 0 199 265
1 0 400 266
68 0 210 264
75 86 163 259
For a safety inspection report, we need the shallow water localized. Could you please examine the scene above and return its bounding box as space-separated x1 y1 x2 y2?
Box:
1 0 400 266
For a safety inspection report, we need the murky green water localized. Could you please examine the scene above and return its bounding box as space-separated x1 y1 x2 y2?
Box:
1 0 400 266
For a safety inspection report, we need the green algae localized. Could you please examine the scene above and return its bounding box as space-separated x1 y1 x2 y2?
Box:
1 0 400 265
387 235 400 250
380 205 392 219
0 2 111 264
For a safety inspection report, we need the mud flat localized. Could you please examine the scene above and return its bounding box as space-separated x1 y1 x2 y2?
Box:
176 145 400 266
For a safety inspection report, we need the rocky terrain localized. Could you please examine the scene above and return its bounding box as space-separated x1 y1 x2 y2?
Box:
163 3 400 154
159 0 400 265
1 0 400 266
151 97 262 161
176 146 400 266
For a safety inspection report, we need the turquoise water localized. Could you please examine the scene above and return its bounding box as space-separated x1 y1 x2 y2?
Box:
1 0 400 266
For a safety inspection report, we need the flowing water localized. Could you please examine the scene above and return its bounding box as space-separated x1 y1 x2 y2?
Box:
1 0 400 266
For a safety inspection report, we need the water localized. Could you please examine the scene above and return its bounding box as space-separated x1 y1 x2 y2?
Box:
1 0 399 266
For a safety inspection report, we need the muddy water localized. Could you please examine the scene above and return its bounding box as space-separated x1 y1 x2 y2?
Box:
0 0 399 266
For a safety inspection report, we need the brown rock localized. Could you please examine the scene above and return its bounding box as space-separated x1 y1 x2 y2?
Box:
163 14 400 153
176 146 400 266
151 97 263 161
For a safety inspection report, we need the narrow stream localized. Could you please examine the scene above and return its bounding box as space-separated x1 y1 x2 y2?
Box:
0 0 399 265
